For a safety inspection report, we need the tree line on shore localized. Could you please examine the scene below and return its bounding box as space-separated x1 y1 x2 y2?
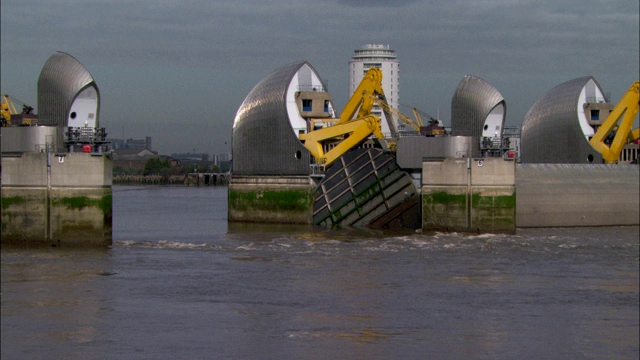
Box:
113 158 230 185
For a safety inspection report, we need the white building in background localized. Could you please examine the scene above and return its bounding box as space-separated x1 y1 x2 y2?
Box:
349 44 400 136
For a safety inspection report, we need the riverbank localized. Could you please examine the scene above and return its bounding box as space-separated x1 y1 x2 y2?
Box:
113 173 229 186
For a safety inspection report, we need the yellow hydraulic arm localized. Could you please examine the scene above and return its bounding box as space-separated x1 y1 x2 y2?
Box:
376 98 421 132
1 94 18 126
338 68 384 125
589 81 639 163
300 68 391 166
300 115 384 166
412 108 425 127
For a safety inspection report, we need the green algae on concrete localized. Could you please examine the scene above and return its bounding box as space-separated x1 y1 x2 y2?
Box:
228 179 315 224
1 196 27 210
229 189 313 213
469 189 516 233
422 189 469 232
424 192 467 209
422 190 516 233
1 187 112 248
422 158 516 234
54 194 112 212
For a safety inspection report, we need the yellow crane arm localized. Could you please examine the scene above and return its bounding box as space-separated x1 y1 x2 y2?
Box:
300 115 384 166
377 97 420 132
1 94 18 125
412 108 425 127
338 68 384 125
589 81 640 163
2 94 18 114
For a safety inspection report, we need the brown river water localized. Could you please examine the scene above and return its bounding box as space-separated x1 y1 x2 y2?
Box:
2 185 638 359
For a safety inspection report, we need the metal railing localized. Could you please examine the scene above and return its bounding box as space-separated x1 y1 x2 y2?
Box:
298 85 326 92
310 164 326 176
65 126 108 144
586 97 607 103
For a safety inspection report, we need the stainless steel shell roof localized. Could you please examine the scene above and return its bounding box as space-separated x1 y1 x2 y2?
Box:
37 52 99 127
520 76 604 164
232 61 316 176
451 75 506 158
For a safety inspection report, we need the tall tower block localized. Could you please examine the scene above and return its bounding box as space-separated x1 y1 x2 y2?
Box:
349 44 400 136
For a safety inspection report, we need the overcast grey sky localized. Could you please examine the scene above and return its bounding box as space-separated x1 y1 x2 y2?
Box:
2 0 638 156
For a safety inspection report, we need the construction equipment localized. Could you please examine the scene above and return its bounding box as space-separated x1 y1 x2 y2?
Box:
301 115 384 166
378 99 445 136
411 107 426 128
377 99 418 132
1 94 17 126
589 81 639 163
299 68 389 166
1 93 36 126
338 69 381 122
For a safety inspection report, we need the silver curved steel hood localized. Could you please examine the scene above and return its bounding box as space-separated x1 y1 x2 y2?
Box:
451 75 506 158
232 61 322 176
520 76 605 164
37 52 100 151
37 51 99 127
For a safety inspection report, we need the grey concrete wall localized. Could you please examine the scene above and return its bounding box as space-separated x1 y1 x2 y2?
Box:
422 158 468 185
516 164 639 227
1 126 57 153
396 136 473 169
51 153 112 187
1 153 49 186
471 158 515 186
2 152 112 187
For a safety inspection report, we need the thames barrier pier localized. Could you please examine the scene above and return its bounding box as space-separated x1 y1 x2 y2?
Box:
1 52 112 247
229 60 638 232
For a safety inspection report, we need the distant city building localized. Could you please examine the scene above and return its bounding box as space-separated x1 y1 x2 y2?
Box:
111 148 159 171
171 153 209 163
107 136 152 151
349 44 400 136
212 153 232 165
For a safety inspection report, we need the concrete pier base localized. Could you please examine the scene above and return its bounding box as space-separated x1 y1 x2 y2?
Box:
422 157 516 233
1 152 112 247
516 164 639 227
1 187 112 247
228 176 314 224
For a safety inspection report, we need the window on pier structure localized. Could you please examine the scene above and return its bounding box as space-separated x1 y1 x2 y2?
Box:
302 99 312 112
591 109 600 120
